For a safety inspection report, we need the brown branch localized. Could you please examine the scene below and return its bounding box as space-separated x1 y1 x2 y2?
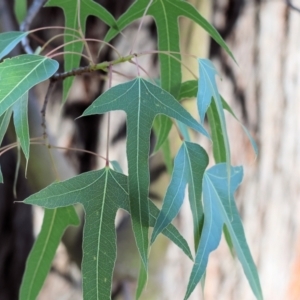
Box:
41 80 56 139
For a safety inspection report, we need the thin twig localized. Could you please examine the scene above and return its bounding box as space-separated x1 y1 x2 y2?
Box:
51 54 135 81
130 0 154 54
286 0 300 13
20 0 48 54
106 65 113 166
41 80 56 139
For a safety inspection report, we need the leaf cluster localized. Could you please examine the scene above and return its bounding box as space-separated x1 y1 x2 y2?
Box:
0 1 262 299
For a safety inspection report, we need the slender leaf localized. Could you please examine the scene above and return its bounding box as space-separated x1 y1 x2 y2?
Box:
14 0 27 24
0 107 13 145
45 0 117 102
82 78 209 270
0 32 28 60
151 142 208 248
136 262 147 299
207 99 226 163
0 55 58 116
179 80 198 100
221 96 258 157
0 166 2 183
19 207 79 300
153 115 172 152
185 164 263 300
13 92 30 162
177 79 257 156
24 168 192 299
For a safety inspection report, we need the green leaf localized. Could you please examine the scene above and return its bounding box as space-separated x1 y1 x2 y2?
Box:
221 96 258 157
153 115 172 152
24 168 192 299
149 201 193 261
177 80 258 157
160 137 173 175
136 262 147 299
207 99 226 163
151 142 208 248
0 165 3 183
0 55 58 117
82 78 209 270
0 32 28 60
178 80 198 100
104 0 234 146
45 0 117 102
13 92 30 162
19 207 79 300
14 0 27 24
0 107 13 145
185 164 263 300
110 160 123 173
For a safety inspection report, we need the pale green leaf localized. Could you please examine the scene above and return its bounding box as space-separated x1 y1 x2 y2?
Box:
185 164 263 300
45 0 117 102
0 55 58 116
24 168 192 299
19 207 79 300
13 92 30 161
14 0 27 24
151 142 208 248
82 78 209 270
110 160 123 173
0 32 28 60
177 79 257 157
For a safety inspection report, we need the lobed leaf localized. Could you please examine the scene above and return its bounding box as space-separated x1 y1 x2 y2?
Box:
45 0 117 102
24 168 192 299
0 55 58 117
104 0 233 146
19 207 79 300
185 164 263 300
82 78 209 271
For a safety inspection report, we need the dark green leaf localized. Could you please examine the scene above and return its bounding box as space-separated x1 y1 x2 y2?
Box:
104 0 233 145
19 207 79 300
178 80 198 100
45 0 117 102
0 55 58 116
82 78 208 270
24 168 192 299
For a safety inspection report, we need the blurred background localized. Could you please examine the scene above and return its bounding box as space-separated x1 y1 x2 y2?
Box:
0 0 300 299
